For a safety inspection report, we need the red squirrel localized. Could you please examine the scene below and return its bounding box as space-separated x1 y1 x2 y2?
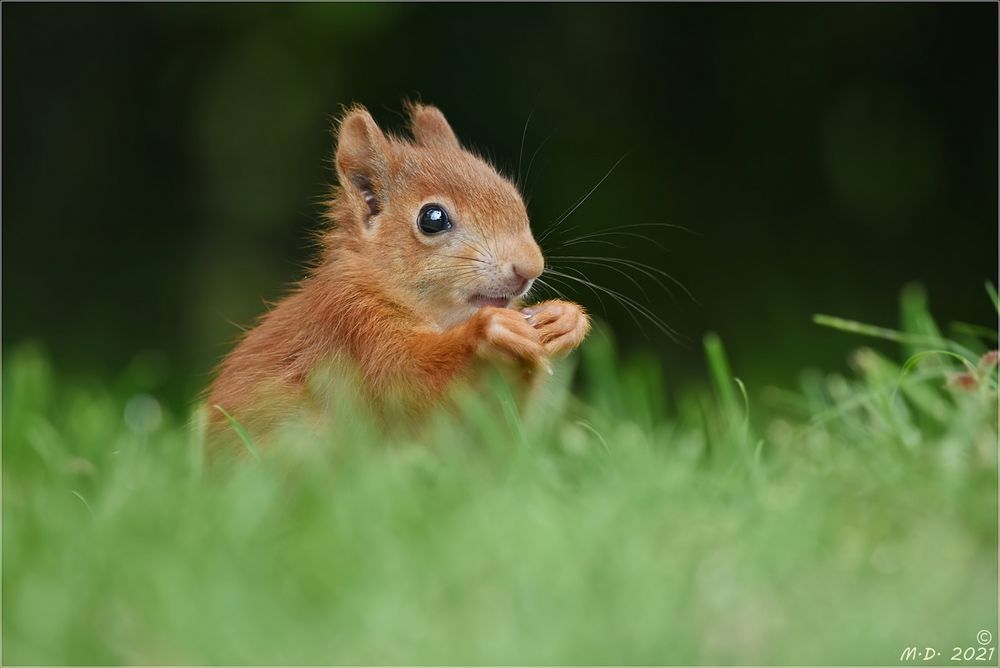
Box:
207 103 590 447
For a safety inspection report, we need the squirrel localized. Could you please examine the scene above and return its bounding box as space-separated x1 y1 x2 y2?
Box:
206 103 590 448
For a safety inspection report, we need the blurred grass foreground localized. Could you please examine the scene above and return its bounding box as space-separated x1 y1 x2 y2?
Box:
3 285 997 665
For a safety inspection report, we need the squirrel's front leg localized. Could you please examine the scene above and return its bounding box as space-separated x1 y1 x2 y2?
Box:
520 300 591 358
401 306 548 397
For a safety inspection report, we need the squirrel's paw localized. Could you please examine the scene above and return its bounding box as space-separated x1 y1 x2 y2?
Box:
473 307 549 372
521 300 591 359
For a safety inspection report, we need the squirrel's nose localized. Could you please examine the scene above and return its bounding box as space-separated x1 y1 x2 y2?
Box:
510 263 541 296
512 263 542 282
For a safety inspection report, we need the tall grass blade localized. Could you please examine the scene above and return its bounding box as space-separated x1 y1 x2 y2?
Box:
899 284 941 358
813 313 939 345
704 332 755 470
950 321 998 342
212 404 260 460
704 332 739 420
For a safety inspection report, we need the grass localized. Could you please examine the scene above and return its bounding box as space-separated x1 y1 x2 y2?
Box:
3 284 997 665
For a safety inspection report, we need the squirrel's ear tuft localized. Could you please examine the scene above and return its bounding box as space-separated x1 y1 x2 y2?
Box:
335 106 390 218
407 103 460 150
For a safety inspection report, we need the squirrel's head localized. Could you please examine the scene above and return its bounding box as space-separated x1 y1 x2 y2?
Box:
329 103 544 329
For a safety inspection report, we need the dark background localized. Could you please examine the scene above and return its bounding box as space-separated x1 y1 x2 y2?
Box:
4 3 997 410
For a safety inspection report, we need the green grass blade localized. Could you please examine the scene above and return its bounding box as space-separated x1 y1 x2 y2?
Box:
987 281 999 313
70 490 95 518
212 404 260 460
950 321 998 342
900 349 976 378
813 314 940 346
703 332 738 420
900 284 941 358
733 376 750 436
814 314 981 362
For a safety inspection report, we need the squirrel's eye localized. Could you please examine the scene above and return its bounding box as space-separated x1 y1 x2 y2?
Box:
417 204 452 235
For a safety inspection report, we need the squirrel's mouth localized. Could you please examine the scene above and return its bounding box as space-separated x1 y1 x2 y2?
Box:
468 294 512 309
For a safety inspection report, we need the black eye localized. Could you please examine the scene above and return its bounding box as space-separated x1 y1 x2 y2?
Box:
417 204 452 235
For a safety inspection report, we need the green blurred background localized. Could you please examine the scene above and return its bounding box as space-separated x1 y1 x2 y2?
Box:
3 3 997 410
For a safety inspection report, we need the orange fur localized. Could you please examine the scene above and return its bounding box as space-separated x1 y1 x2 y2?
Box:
206 104 590 450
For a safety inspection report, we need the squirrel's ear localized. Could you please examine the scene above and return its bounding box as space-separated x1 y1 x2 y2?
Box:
335 107 390 218
408 103 460 150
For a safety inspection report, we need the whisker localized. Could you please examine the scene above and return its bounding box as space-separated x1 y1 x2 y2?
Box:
564 256 652 303
537 154 627 244
542 224 580 246
440 254 489 264
548 255 698 305
419 267 482 277
523 130 555 201
419 266 481 274
617 222 700 236
546 268 645 337
366 238 495 267
555 230 667 252
531 276 572 303
459 237 495 263
557 238 626 251
549 256 676 302
516 108 534 190
542 222 698 253
544 265 607 314
544 267 682 342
